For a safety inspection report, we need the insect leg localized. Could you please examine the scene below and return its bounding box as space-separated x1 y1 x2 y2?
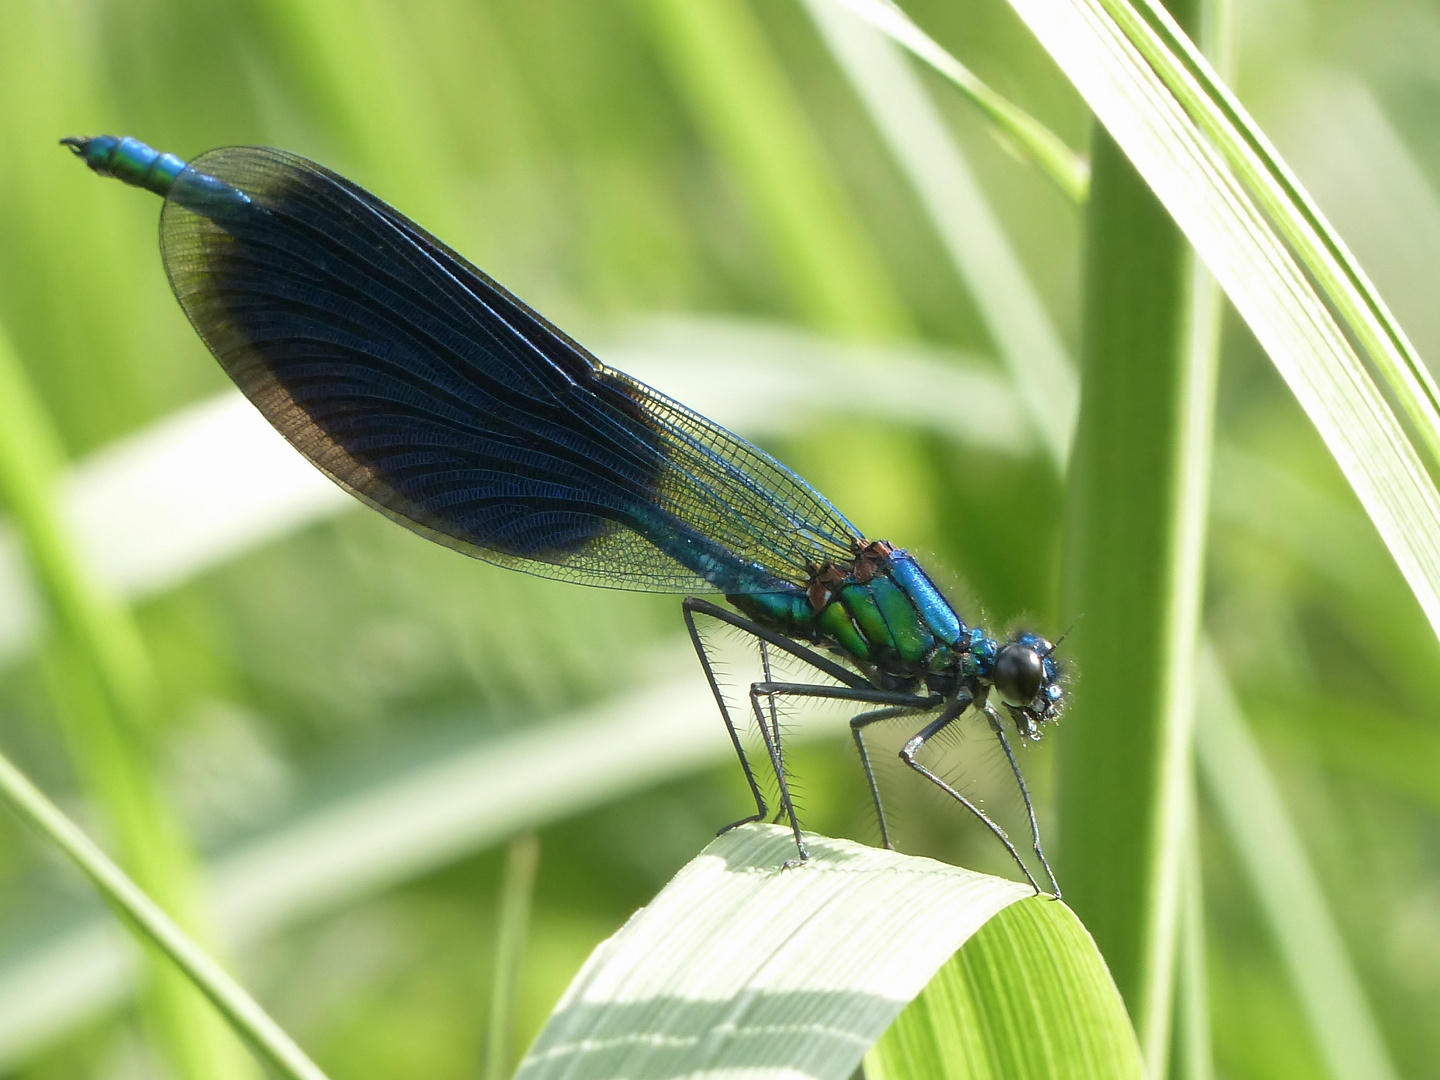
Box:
747 679 807 861
749 682 936 859
683 599 768 830
984 702 1061 899
681 601 931 844
756 640 789 827
850 705 921 850
899 695 1044 894
682 598 870 689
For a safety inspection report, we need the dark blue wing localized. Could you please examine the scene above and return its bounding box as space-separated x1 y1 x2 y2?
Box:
158 146 862 593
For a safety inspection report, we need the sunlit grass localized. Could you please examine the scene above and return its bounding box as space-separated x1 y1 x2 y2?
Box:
0 0 1436 1077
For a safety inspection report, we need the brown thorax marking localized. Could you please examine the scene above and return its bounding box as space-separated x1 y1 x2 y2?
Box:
806 561 848 611
805 539 896 611
852 539 894 583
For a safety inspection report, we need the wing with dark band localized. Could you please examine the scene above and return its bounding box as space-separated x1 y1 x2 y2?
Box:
159 146 862 593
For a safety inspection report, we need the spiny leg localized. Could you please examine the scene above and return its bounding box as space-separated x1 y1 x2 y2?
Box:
681 599 872 690
682 599 768 830
682 596 877 837
850 705 921 850
984 703 1061 899
681 597 939 861
748 680 807 861
756 641 788 827
900 696 1044 894
747 680 936 862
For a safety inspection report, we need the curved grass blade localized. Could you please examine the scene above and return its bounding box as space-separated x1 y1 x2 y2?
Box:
485 831 541 1080
1105 0 1440 467
823 0 1088 203
841 0 1440 645
830 0 1440 472
515 824 1137 1080
800 0 1077 464
0 743 330 1080
630 0 911 338
0 323 254 1080
865 898 1143 1080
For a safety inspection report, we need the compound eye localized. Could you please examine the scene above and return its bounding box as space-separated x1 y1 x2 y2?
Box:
993 643 1043 706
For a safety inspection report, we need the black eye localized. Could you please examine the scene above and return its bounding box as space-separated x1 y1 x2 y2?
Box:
993 644 1043 706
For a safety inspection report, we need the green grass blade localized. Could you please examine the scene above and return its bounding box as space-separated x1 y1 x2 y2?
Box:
0 657 800 1059
800 0 1077 464
820 0 1089 203
1058 116 1215 1070
0 743 331 1080
514 824 1106 1080
629 0 911 338
1104 0 1440 468
834 0 1435 475
0 324 254 1080
843 0 1440 644
865 899 1143 1080
1007 0 1440 638
1195 646 1400 1080
1170 807 1212 1080
485 831 541 1080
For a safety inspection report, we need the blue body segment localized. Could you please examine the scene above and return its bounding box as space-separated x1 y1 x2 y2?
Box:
61 135 185 197
887 553 964 646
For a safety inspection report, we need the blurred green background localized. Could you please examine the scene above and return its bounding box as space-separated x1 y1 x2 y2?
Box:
0 0 1437 1077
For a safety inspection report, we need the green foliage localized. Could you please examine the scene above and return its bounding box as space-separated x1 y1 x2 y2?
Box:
0 736 327 1079
0 326 253 1078
513 826 1138 1080
0 0 1436 1078
1058 122 1211 1069
867 899 1143 1080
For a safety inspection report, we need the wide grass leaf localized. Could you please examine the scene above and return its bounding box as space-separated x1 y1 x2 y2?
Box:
867 899 1143 1080
515 824 1139 1080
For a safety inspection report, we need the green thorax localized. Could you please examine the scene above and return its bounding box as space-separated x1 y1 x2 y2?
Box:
728 541 968 681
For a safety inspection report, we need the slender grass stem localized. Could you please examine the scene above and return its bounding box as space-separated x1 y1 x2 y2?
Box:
485 831 541 1080
0 325 253 1078
819 0 1089 202
1057 0 1218 1062
1058 122 1199 1069
802 0 1078 463
630 0 911 339
1170 793 1212 1080
0 743 330 1080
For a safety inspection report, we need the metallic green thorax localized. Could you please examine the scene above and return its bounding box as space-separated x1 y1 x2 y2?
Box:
728 540 971 692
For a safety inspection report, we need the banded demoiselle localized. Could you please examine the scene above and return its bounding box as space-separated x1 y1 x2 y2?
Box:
63 135 1066 895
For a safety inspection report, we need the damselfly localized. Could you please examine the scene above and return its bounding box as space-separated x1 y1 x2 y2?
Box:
63 135 1067 895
